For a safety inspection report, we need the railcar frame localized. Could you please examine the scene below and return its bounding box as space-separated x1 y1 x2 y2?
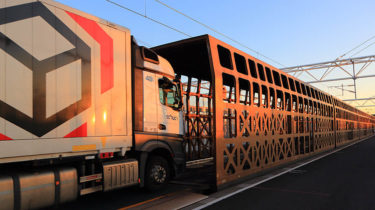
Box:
153 35 375 189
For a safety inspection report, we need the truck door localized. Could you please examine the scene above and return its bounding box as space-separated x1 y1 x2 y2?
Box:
156 76 183 136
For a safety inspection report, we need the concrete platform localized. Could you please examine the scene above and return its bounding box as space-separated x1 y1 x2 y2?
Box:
126 190 208 210
188 135 375 210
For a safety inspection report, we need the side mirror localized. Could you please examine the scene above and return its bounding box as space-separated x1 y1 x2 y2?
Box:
172 96 183 111
175 77 183 111
160 77 173 89
173 75 181 83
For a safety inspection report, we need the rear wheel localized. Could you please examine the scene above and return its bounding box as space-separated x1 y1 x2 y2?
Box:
145 156 170 191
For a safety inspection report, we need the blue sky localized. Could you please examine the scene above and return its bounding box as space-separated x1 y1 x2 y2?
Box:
55 0 375 66
56 0 375 113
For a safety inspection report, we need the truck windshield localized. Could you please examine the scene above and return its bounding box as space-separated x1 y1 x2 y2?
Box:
158 78 181 110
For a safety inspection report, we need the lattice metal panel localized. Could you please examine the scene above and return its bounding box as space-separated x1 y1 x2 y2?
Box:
208 36 375 188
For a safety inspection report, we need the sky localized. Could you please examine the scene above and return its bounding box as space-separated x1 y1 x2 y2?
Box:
56 0 375 114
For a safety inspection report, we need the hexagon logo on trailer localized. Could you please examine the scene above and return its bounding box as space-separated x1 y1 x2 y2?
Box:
0 2 104 137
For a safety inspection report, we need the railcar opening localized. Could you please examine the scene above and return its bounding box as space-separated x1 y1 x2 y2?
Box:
153 35 216 190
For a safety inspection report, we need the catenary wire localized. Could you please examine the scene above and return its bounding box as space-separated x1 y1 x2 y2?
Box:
105 0 192 38
339 35 375 59
349 40 375 58
154 0 286 68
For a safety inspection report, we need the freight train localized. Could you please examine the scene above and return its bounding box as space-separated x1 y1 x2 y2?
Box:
0 0 374 209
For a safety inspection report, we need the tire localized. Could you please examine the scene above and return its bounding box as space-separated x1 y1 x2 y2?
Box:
145 155 170 191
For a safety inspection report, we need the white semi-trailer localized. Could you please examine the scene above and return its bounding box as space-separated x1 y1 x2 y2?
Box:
0 0 185 209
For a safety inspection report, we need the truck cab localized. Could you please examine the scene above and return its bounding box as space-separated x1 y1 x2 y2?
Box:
131 39 185 190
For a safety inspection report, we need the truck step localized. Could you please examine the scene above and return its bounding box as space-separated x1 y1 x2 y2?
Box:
80 185 103 196
80 173 103 183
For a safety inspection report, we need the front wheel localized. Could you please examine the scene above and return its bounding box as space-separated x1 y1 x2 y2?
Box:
145 156 170 191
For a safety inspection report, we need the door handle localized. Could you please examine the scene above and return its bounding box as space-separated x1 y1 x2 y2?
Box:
159 124 166 130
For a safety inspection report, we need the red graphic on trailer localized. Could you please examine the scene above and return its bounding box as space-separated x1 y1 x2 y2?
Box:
64 12 114 137
0 133 12 141
67 12 114 94
64 123 88 138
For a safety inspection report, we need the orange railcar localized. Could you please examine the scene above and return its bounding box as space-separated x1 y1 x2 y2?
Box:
154 35 375 189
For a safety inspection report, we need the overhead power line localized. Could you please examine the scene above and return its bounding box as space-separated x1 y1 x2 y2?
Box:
106 0 285 67
137 39 152 47
105 0 192 38
350 40 375 58
338 34 375 59
154 0 286 68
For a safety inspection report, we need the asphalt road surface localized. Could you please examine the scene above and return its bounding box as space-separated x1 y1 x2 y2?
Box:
56 184 189 210
205 137 375 210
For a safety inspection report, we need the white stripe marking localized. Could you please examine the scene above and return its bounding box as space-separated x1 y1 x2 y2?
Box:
194 137 372 210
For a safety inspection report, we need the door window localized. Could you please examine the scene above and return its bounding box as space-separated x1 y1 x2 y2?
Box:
158 78 181 109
